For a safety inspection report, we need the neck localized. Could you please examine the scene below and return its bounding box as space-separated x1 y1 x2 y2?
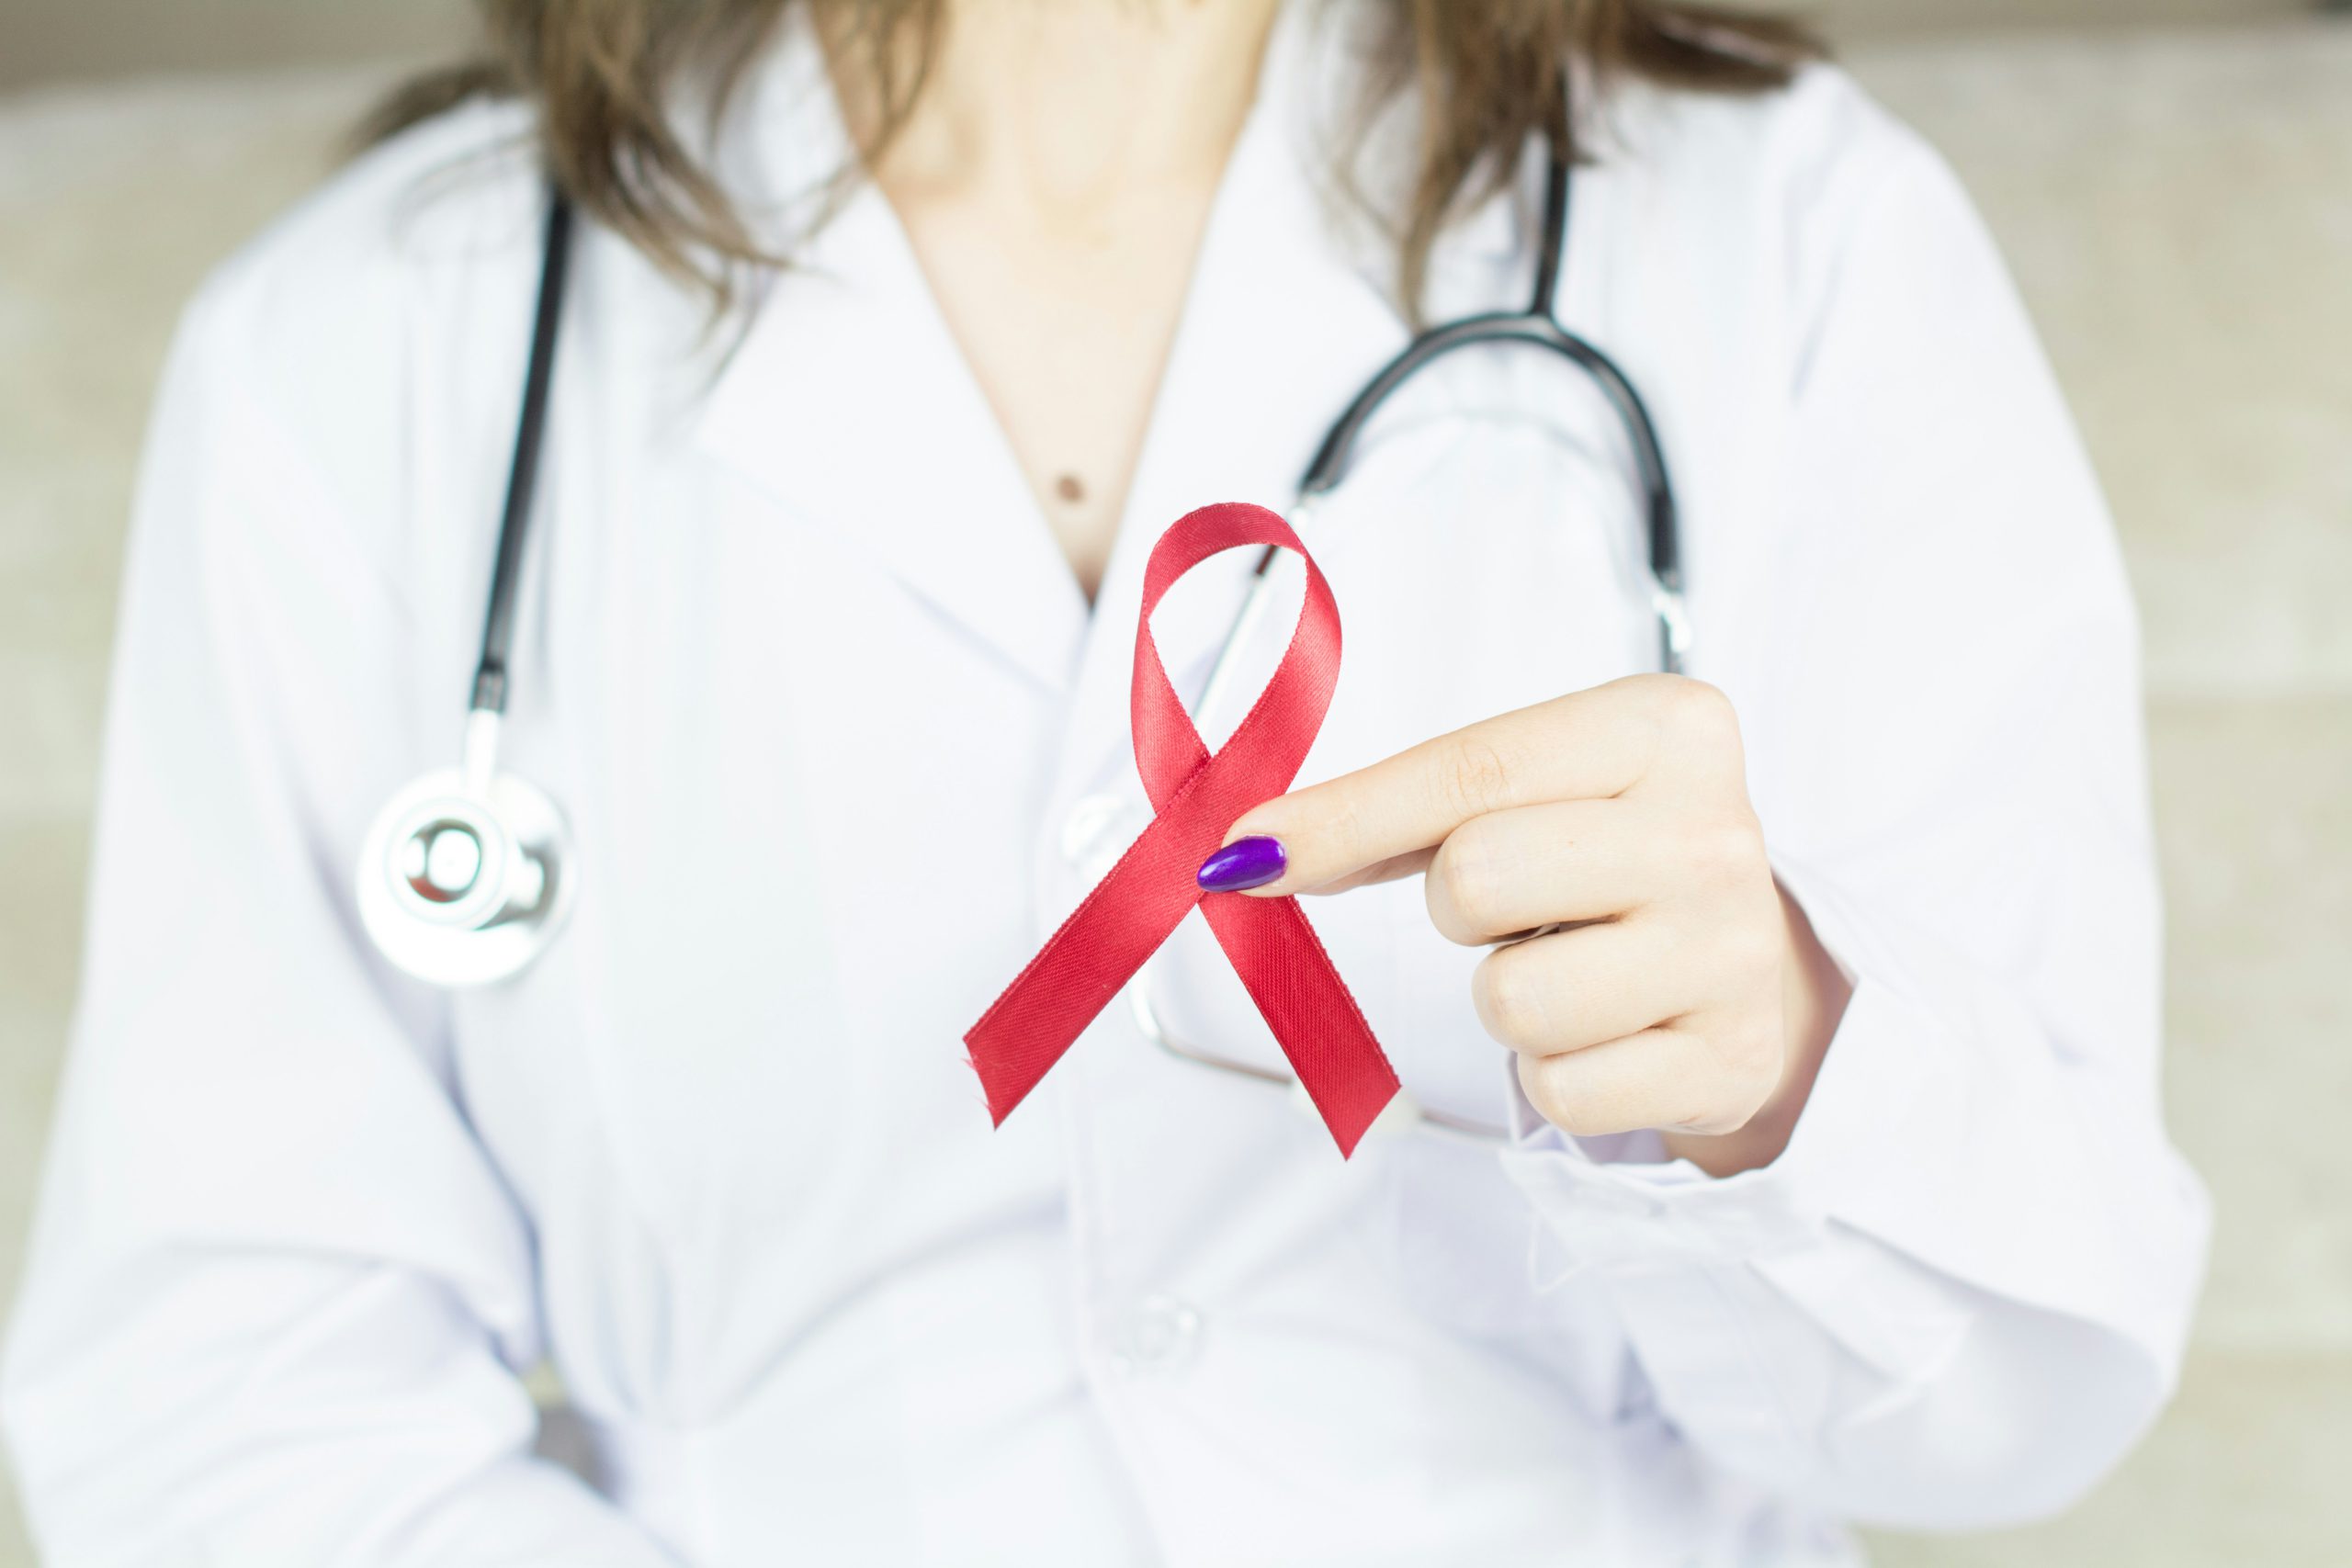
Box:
828 0 1284 214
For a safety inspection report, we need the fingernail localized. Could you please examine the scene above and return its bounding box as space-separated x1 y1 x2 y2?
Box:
1197 835 1286 893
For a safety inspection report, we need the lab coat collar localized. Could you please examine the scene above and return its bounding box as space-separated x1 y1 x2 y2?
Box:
1040 0 1423 798
1047 4 1550 799
688 1 1531 716
691 10 1087 693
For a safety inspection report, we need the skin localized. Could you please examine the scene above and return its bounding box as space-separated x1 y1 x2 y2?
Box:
835 0 1284 599
839 4 1851 1172
1224 677 1850 1176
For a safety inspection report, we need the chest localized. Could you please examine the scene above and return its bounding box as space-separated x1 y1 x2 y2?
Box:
452 411 1684 1239
885 174 1227 595
416 144 1805 1235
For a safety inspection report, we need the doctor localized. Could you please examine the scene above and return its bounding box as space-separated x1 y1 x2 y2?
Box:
4 0 2208 1564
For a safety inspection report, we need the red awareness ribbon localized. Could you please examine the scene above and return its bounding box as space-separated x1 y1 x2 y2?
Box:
965 502 1402 1156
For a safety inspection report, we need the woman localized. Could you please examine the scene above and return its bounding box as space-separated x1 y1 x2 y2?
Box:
3 1 2209 1563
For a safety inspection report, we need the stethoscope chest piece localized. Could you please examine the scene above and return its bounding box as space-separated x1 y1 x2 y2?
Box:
356 765 575 987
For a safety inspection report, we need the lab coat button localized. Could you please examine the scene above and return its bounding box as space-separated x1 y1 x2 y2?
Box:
1114 1292 1203 1376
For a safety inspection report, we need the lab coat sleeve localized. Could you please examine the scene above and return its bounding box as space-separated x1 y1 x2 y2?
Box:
1498 86 2211 1529
0 254 678 1566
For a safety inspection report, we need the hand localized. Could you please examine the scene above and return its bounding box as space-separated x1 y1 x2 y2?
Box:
1197 675 1850 1175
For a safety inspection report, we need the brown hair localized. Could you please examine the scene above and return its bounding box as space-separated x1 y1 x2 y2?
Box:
365 1 1818 317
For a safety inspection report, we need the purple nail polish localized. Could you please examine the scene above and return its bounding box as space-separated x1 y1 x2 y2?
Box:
1197 835 1286 893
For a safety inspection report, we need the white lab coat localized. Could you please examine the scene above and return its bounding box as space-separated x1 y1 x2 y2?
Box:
3 6 2208 1564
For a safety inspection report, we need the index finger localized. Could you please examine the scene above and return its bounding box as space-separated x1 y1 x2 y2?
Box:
1208 676 1670 897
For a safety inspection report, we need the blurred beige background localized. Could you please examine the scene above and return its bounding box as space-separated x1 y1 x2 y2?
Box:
4 2 2347 1565
0 0 2320 86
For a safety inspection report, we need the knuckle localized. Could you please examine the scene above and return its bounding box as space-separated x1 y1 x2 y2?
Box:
1701 1014 1785 1122
1690 811 1768 885
1665 674 1736 731
1514 1055 1561 1124
1519 1055 1622 1138
1429 820 1503 941
1435 733 1518 823
1649 676 1746 763
1473 945 1551 1050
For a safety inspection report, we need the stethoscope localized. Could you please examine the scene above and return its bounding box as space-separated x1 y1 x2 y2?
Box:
356 124 1688 1128
354 197 579 987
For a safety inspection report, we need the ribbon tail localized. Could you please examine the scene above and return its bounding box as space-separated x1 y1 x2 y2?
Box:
964 825 1203 1127
1199 893 1402 1157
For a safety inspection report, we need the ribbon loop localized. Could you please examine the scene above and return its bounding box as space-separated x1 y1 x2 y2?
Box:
965 502 1401 1156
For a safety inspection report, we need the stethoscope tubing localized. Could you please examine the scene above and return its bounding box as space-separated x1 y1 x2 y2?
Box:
470 197 574 722
362 110 1690 1011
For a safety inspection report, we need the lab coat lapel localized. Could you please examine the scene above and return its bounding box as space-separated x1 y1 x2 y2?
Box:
691 26 1089 694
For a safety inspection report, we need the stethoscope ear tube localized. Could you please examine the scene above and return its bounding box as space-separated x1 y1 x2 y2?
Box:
1288 124 1686 676
471 195 574 717
359 96 1689 989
